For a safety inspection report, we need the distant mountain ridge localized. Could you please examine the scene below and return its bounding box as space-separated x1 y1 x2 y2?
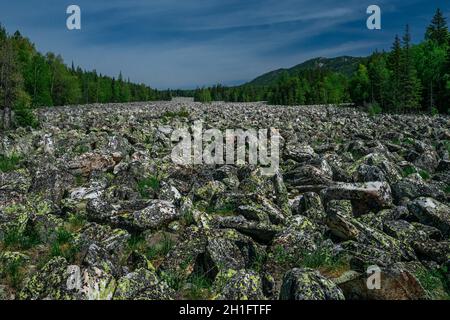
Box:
247 56 366 86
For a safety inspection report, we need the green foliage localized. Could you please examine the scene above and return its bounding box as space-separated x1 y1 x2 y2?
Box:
419 169 431 180
3 224 41 250
162 107 190 120
350 64 370 105
415 267 450 299
0 153 21 172
2 259 25 290
137 176 160 198
67 214 87 232
13 92 38 128
183 272 213 300
49 228 79 263
444 184 450 194
273 245 348 276
145 234 175 261
367 103 382 116
194 88 212 103
0 24 167 124
402 166 417 177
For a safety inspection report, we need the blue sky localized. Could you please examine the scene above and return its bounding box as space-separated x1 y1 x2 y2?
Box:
0 0 449 89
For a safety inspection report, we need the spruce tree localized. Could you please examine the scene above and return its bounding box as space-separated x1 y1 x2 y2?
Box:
400 25 422 111
425 8 449 46
388 35 402 111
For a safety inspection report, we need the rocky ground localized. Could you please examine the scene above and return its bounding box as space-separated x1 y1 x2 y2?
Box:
0 101 449 300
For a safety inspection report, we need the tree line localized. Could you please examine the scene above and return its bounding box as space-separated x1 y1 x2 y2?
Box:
190 9 450 115
0 26 170 129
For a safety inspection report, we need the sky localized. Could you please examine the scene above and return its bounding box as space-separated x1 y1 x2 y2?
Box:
0 0 449 89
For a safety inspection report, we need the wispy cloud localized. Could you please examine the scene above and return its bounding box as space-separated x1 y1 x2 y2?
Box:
0 0 447 88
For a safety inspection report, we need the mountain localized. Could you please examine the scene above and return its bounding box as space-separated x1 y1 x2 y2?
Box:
247 56 366 86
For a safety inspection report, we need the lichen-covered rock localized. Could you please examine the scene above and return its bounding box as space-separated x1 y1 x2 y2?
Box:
19 257 72 300
2 102 450 300
114 268 174 300
279 268 345 300
408 198 450 236
215 269 265 300
133 200 180 230
337 264 427 300
321 182 393 215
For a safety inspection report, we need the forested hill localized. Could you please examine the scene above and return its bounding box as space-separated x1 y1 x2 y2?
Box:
248 56 365 86
0 25 171 127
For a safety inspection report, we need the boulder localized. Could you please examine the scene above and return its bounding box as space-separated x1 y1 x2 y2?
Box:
279 268 345 300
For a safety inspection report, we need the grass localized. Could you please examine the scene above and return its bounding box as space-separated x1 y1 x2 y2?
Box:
402 166 417 177
273 246 348 277
137 176 160 198
350 149 365 161
367 103 382 117
161 270 186 291
145 234 175 261
418 169 431 181
67 214 87 233
49 228 79 263
181 208 195 226
444 185 450 194
415 267 450 300
2 259 26 290
3 225 41 250
74 173 85 186
0 154 21 172
126 232 175 264
183 272 214 300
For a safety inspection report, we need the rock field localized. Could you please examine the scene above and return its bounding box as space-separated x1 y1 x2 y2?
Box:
0 101 449 300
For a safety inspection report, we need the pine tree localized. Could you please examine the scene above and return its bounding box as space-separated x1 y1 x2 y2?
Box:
425 8 449 46
388 35 402 111
400 25 422 111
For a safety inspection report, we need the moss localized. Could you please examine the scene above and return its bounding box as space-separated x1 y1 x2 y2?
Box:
0 153 21 172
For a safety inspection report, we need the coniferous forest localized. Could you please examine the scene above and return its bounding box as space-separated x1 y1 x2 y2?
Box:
1 9 450 131
191 9 450 116
0 27 171 129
